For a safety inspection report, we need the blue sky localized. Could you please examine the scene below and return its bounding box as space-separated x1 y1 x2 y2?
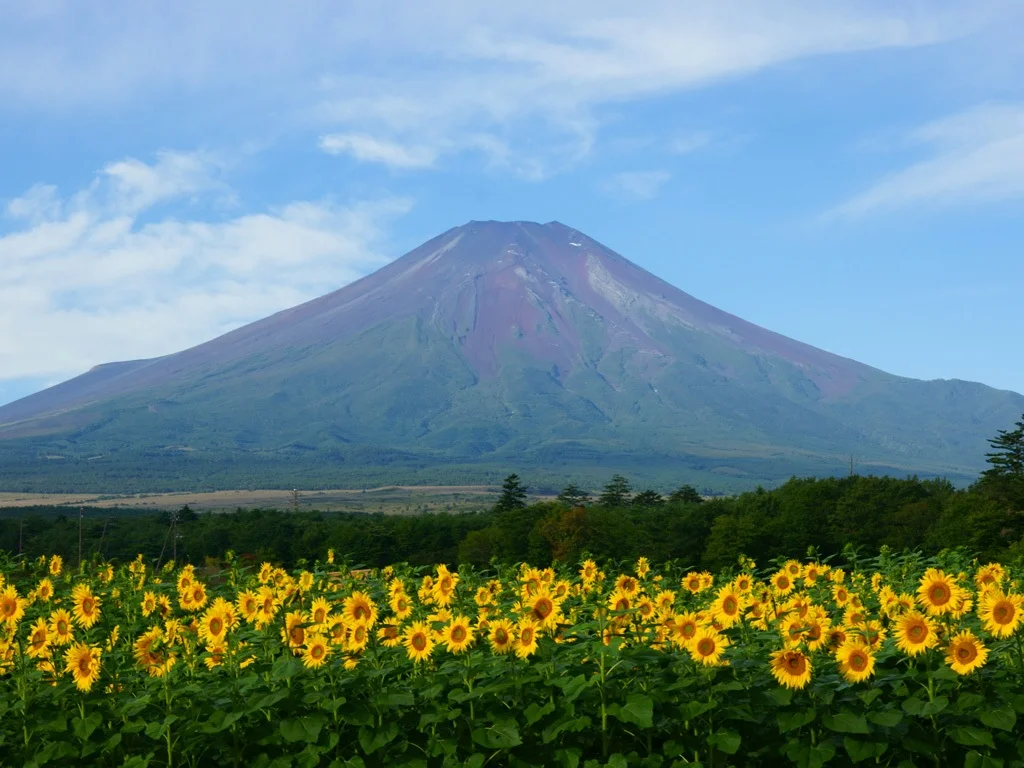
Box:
2 1 1024 407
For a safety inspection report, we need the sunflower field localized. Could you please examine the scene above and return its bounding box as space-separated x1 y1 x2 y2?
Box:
1 549 1024 768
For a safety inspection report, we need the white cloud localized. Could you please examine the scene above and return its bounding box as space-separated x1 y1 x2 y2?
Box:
318 133 438 169
668 132 713 155
834 103 1024 216
0 151 412 383
601 170 671 201
0 1 1002 176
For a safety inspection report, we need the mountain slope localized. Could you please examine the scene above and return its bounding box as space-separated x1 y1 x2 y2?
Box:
1 220 1021 492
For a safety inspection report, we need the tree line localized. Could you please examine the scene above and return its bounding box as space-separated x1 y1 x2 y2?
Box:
2 414 1022 568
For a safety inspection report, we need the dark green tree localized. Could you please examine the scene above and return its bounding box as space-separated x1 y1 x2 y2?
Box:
669 484 704 504
598 474 631 507
979 415 1024 508
631 490 664 507
556 483 591 507
495 474 528 513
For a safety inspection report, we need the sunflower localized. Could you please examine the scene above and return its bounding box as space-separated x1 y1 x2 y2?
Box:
282 611 309 650
237 590 260 624
141 592 158 617
474 586 493 607
71 584 101 629
26 617 50 659
302 634 331 669
198 605 230 646
836 640 875 684
347 622 370 653
733 574 754 593
134 627 176 677
441 615 475 654
310 597 332 628
527 588 562 629
946 630 988 675
515 619 540 659
403 621 434 663
635 596 657 623
979 590 1023 638
854 620 886 650
255 587 278 628
608 588 633 614
894 610 938 656
47 555 63 577
770 648 812 690
655 590 677 616
390 591 414 622
203 644 227 671
803 563 827 587
825 627 848 653
803 616 831 652
0 585 26 628
377 623 403 648
683 572 705 594
36 578 54 603
710 585 745 629
974 563 1005 591
916 568 961 616
615 575 640 596
831 585 851 607
488 618 516 654
432 565 459 607
343 591 378 628
258 562 274 584
635 557 651 579
781 615 809 648
770 571 795 596
689 627 730 667
48 609 74 646
64 642 102 691
298 571 314 592
580 559 598 583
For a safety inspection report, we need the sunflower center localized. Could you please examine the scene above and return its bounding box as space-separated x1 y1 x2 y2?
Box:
849 652 867 671
82 599 94 614
312 645 325 659
452 626 467 643
494 629 508 644
786 654 806 674
994 603 1013 624
615 598 630 611
534 599 553 619
908 623 926 642
697 639 715 656
313 609 325 623
521 629 534 644
411 633 427 651
58 619 68 634
956 644 977 663
291 626 305 644
778 577 790 590
723 597 737 614
929 584 951 605
210 618 223 634
78 657 92 675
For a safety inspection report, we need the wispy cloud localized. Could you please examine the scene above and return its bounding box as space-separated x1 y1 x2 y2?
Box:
318 133 439 169
833 103 1024 216
601 170 671 201
0 1 994 176
0 151 412 382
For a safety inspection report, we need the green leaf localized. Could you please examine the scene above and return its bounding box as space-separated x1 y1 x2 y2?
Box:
777 708 816 733
844 737 886 763
542 715 592 744
979 706 1016 732
525 700 556 726
857 689 882 706
280 715 326 744
964 752 1005 768
555 749 582 768
949 726 996 749
617 694 654 729
357 723 399 755
606 756 628 768
866 710 902 728
72 712 102 742
707 729 741 755
903 695 948 716
472 719 522 750
822 712 869 735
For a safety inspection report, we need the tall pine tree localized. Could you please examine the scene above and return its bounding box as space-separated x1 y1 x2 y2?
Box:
980 414 1024 508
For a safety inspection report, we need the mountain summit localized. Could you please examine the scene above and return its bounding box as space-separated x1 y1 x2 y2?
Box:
2 220 1021 491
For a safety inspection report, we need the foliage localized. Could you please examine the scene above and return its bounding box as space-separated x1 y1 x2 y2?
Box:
598 475 632 507
2 550 1024 766
495 474 528 513
979 413 1024 510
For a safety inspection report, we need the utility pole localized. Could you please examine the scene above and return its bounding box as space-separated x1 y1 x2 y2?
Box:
292 488 299 514
78 507 83 570
18 521 23 555
849 454 855 477
171 508 179 564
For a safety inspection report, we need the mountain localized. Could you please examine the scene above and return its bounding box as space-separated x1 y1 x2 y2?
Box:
1 220 1021 493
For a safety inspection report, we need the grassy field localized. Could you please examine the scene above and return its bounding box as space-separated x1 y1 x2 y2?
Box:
0 486 558 514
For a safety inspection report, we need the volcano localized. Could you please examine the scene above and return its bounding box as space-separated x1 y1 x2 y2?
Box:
1 220 1021 492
